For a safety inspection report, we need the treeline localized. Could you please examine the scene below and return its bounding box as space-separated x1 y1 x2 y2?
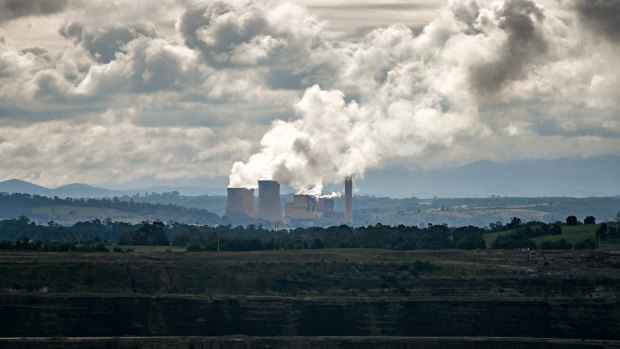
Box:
0 238 110 252
0 192 220 225
144 222 487 251
0 216 137 241
0 218 487 251
1 216 618 252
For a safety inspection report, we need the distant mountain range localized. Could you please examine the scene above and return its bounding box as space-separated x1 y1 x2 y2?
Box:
0 179 225 198
356 155 620 198
1 155 619 199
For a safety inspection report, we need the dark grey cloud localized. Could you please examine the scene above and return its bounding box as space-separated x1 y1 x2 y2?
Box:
60 21 160 63
470 0 547 95
0 0 68 23
574 0 620 42
178 1 268 66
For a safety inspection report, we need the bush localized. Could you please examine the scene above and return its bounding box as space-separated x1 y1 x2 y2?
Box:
540 239 572 250
596 223 608 241
574 238 597 250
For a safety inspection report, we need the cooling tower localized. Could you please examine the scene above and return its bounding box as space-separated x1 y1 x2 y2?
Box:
225 187 255 218
256 180 283 222
345 176 353 224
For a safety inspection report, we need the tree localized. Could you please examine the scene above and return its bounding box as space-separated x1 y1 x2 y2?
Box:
508 217 522 229
584 216 596 225
566 216 578 226
118 221 169 246
549 224 562 235
172 231 190 246
541 239 572 250
596 223 608 242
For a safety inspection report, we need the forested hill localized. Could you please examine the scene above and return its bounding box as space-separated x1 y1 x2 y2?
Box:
0 193 220 225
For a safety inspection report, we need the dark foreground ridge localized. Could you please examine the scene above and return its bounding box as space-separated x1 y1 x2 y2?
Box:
0 295 618 339
1 336 619 349
0 250 619 348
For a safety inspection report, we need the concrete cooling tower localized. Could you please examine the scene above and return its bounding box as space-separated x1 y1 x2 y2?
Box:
225 188 255 218
256 180 283 222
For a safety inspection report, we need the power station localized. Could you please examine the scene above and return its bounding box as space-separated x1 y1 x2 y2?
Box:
225 178 353 226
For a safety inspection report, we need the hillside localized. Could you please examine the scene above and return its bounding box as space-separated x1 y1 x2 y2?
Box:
0 193 220 225
484 223 620 250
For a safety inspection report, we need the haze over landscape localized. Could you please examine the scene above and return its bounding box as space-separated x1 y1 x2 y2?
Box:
0 0 618 196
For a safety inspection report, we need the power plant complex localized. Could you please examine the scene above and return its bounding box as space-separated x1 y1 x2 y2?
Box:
225 178 353 226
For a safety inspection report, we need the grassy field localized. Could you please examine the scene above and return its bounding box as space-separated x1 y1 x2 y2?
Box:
483 229 513 247
530 224 599 245
483 223 620 249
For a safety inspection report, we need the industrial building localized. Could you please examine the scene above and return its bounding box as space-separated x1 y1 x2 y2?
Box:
283 195 334 225
225 177 352 226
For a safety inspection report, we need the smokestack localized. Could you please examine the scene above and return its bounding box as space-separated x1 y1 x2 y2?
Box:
226 188 255 218
256 180 283 222
344 176 353 225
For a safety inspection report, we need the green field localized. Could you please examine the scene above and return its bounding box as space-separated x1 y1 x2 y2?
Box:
484 223 620 249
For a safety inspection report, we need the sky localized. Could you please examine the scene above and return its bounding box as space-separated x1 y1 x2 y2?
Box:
0 0 618 193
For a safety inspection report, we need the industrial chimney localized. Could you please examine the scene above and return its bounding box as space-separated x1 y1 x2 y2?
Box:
256 180 283 222
225 188 255 218
344 176 353 225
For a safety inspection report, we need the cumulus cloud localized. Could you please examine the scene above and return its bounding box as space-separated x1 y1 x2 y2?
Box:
177 0 340 89
75 36 201 95
178 0 325 65
468 0 548 94
60 21 160 63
